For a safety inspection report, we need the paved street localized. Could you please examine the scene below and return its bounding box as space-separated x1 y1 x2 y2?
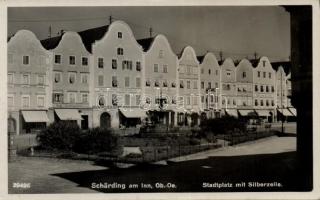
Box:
9 135 298 193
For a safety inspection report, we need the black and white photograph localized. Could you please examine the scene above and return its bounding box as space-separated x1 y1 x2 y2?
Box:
1 0 319 199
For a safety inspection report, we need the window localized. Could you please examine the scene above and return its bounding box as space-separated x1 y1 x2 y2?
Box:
215 82 218 88
82 57 88 66
22 74 30 85
201 82 204 89
98 96 105 106
255 99 258 106
98 75 104 86
53 93 63 103
266 100 269 106
180 80 184 88
125 94 130 106
38 75 45 85
255 85 259 92
136 61 141 71
260 85 264 92
136 77 141 88
163 80 168 87
163 65 168 73
263 60 266 67
242 72 246 78
98 58 104 68
260 100 264 106
54 72 61 83
54 55 61 64
263 72 266 78
233 99 236 105
112 94 117 106
69 56 75 65
227 99 230 105
69 73 76 84
110 59 117 69
216 70 219 76
201 68 204 74
258 71 260 78
187 81 190 89
201 96 204 103
227 72 231 76
186 96 191 105
82 93 88 103
117 48 124 55
146 80 151 87
154 64 158 72
271 86 275 92
208 82 211 89
208 69 211 74
118 32 122 38
8 96 14 107
37 96 45 107
171 82 176 88
271 100 275 106
159 50 164 58
154 80 160 87
81 73 88 84
8 73 13 84
22 95 30 107
128 61 133 70
269 72 271 79
146 97 151 104
22 55 29 65
112 76 117 87
266 86 269 92
125 77 130 87
136 95 141 106
68 92 76 103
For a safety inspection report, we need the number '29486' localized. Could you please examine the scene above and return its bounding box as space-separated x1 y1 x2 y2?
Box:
12 182 30 188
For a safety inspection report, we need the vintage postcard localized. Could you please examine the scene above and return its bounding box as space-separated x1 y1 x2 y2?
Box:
0 0 319 199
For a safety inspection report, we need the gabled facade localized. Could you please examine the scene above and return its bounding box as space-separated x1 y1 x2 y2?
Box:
235 59 254 110
199 52 220 118
138 34 179 126
220 58 237 116
8 30 52 135
42 31 92 129
252 57 276 121
276 66 288 108
91 21 144 129
178 46 201 126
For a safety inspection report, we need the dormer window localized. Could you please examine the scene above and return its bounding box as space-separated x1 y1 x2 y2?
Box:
263 60 266 67
118 32 122 38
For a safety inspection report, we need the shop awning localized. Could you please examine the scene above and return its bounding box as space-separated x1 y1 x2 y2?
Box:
238 109 256 116
288 107 297 116
55 109 82 120
21 111 49 123
225 109 238 117
278 108 294 117
119 108 147 118
255 110 271 117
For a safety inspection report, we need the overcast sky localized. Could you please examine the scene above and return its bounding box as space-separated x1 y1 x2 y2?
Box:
8 6 290 62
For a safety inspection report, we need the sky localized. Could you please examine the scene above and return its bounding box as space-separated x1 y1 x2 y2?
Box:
7 6 290 62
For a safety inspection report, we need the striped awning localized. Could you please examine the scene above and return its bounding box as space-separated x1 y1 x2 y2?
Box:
255 110 271 117
55 109 82 120
119 108 147 118
278 108 294 117
21 111 49 123
288 107 297 116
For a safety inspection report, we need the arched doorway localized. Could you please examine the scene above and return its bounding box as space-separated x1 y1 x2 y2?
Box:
191 113 199 127
100 112 111 128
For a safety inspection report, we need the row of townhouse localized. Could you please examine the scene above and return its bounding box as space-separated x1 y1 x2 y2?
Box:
7 20 294 135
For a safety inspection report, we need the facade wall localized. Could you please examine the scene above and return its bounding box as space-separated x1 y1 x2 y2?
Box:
143 35 178 111
276 66 288 108
199 53 220 117
92 21 143 128
220 58 237 110
235 59 254 109
178 46 201 113
7 30 52 135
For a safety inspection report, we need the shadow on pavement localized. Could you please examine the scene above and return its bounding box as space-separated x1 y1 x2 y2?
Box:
51 151 310 193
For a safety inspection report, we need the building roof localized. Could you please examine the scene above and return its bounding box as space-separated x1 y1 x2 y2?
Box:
40 25 109 52
78 25 109 53
271 61 291 75
40 35 63 50
136 37 155 52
